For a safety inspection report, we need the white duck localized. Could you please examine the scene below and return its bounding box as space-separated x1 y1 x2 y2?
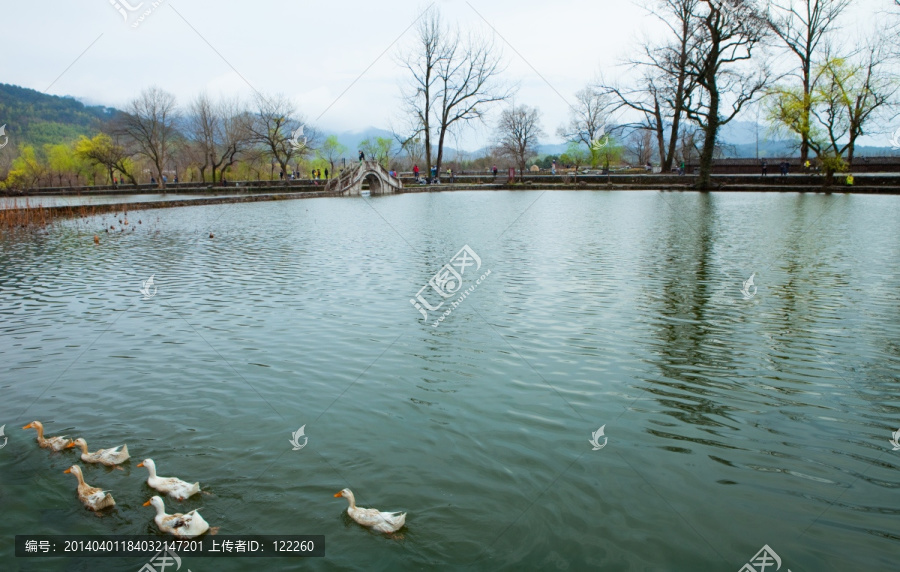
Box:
66 438 130 467
63 465 116 511
23 421 72 451
334 488 406 534
137 459 201 500
143 496 211 538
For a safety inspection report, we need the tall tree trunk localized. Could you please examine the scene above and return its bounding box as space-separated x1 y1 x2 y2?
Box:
665 67 688 172
800 68 811 165
697 90 720 191
424 79 433 175
654 102 667 169
435 119 447 177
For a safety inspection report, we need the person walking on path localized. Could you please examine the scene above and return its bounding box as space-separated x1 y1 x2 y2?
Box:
761 160 767 176
492 165 498 178
325 168 329 179
413 164 419 182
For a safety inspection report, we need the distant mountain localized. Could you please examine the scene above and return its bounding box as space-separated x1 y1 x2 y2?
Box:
0 83 118 152
331 126 395 153
331 126 476 161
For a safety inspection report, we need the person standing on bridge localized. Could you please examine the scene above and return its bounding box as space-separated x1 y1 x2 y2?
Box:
359 150 365 162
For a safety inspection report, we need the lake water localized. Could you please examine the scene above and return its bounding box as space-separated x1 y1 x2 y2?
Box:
0 190 898 571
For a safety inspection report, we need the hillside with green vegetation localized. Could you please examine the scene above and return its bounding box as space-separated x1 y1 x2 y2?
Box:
0 83 117 153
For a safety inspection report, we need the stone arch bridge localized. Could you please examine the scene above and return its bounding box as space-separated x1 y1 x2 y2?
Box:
325 160 403 195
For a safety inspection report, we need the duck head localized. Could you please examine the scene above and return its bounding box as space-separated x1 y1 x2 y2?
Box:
136 459 156 475
334 488 356 506
143 496 166 513
63 465 84 481
66 438 88 452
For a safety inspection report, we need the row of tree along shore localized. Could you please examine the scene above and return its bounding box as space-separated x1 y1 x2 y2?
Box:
6 172 900 198
2 2 899 193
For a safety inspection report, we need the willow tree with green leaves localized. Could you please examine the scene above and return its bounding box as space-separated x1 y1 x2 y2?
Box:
4 145 46 190
75 133 136 186
594 136 625 173
769 45 897 183
360 137 394 169
560 141 590 182
45 143 89 187
318 135 348 176
765 0 852 166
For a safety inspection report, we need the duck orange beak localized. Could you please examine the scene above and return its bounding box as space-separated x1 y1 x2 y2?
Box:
136 462 144 467
63 468 71 474
333 492 342 497
65 442 75 448
22 423 33 429
142 500 152 506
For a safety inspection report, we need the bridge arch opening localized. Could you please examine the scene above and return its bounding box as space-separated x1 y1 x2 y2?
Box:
362 172 384 194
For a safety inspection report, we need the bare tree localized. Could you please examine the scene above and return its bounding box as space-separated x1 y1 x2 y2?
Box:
557 87 611 149
399 6 510 177
766 0 852 166
393 131 425 171
599 0 700 171
248 93 309 185
186 94 253 184
627 129 655 167
398 7 446 176
683 0 769 189
433 30 511 175
118 87 179 189
494 105 544 182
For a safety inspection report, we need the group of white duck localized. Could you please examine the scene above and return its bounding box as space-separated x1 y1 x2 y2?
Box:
23 420 407 537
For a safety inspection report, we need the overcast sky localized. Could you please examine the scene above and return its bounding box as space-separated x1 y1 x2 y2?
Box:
1 0 892 149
